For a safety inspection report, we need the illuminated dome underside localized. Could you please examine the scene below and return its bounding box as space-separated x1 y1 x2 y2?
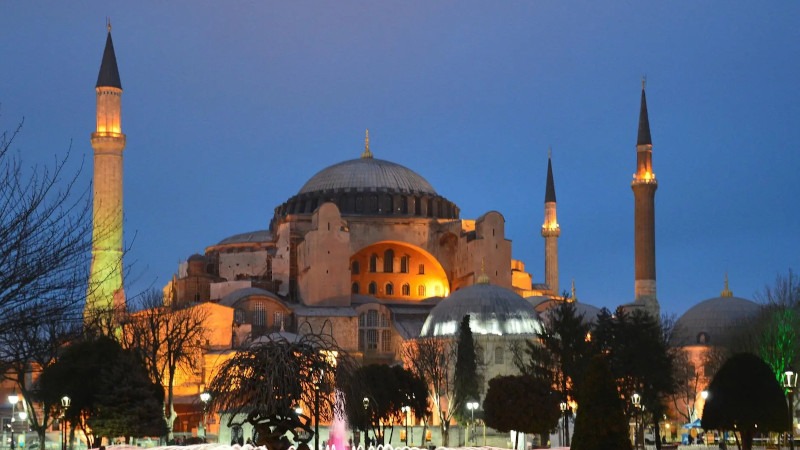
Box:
420 284 542 337
671 296 760 347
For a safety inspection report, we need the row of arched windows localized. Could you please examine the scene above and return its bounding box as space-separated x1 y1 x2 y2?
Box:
352 282 426 297
352 251 423 274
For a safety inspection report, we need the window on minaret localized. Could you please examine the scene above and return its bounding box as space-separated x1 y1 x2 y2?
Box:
253 302 266 327
384 249 394 272
352 261 360 274
400 255 409 273
368 282 377 295
369 254 378 273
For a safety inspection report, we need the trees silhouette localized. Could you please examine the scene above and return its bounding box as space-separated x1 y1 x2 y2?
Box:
702 353 789 450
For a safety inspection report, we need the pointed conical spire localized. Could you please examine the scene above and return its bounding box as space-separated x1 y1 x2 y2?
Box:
361 129 373 159
545 148 557 203
96 21 122 89
637 77 651 146
570 279 577 302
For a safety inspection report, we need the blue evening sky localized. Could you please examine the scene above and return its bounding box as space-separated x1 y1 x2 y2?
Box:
2 2 798 317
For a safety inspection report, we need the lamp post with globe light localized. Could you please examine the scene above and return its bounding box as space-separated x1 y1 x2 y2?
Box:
362 397 370 448
466 401 479 445
8 390 18 450
785 368 798 450
632 393 642 450
559 401 568 446
199 391 211 440
60 396 70 450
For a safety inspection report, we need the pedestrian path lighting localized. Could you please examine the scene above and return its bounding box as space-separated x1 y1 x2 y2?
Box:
560 401 568 446
200 391 211 439
467 401 479 444
632 393 642 450
61 396 71 450
401 405 410 445
8 390 19 450
785 368 798 450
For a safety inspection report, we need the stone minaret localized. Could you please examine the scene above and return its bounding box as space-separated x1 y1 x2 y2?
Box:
631 81 659 317
541 151 560 297
85 24 126 324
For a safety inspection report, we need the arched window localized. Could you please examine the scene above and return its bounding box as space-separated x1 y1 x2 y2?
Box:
400 255 409 273
418 264 425 275
385 283 394 295
358 309 392 353
495 345 505 365
402 283 410 296
368 282 377 295
369 254 378 273
418 285 426 297
253 302 266 327
352 261 360 274
352 282 360 294
384 249 394 273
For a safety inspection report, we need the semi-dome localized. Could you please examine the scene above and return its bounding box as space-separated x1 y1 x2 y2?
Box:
671 294 760 347
299 158 437 195
420 283 542 338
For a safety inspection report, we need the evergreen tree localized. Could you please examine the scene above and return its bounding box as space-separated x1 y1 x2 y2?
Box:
483 375 560 450
453 314 481 422
571 356 632 450
702 353 790 450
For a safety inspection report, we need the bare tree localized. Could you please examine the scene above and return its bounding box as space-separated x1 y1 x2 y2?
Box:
0 309 82 447
207 326 357 450
403 337 458 447
120 289 209 438
0 118 93 338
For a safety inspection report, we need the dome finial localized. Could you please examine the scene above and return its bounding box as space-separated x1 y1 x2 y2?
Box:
476 258 490 285
721 272 733 297
642 75 646 91
107 17 112 33
361 129 373 159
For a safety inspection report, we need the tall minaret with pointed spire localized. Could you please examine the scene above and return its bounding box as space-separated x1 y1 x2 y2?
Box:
85 23 126 324
541 150 560 297
631 80 659 317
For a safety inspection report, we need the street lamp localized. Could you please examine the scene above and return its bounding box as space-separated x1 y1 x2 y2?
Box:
60 396 71 450
199 391 211 440
559 401 568 447
8 390 19 450
401 406 410 446
467 401 479 445
362 397 370 448
785 368 798 450
632 393 642 450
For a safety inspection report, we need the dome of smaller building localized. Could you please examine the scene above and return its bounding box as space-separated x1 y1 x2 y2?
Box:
420 283 542 338
671 295 760 347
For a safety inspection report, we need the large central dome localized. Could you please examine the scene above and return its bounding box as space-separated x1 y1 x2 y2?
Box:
299 158 437 195
272 146 459 223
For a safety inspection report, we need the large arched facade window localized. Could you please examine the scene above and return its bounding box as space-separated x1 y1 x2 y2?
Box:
358 307 392 354
384 249 394 273
369 254 378 273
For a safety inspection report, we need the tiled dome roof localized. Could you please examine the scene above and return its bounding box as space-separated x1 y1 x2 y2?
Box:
298 158 437 195
671 296 760 347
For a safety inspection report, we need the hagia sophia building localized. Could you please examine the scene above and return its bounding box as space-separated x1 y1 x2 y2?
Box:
84 28 762 444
